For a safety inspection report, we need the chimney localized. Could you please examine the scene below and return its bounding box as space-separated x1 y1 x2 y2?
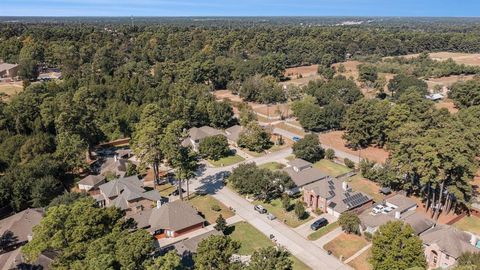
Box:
395 211 401 219
156 200 162 209
342 181 348 191
114 154 118 162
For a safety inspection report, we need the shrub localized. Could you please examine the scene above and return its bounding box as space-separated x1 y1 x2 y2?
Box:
313 208 324 215
211 204 221 212
281 193 290 211
344 158 355 169
325 148 335 160
214 214 227 233
292 134 325 162
294 201 306 219
364 232 373 241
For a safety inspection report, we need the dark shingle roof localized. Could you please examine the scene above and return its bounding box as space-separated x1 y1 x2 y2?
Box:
421 225 479 258
148 201 205 232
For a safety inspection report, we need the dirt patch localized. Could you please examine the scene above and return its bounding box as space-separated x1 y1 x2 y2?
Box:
425 74 475 89
333 61 362 81
319 131 389 164
435 99 459 114
411 195 459 225
254 103 292 118
284 64 319 79
213 89 243 103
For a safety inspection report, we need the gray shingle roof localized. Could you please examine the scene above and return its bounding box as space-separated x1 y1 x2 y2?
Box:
173 230 222 255
77 174 106 187
421 225 479 258
225 125 243 142
148 201 205 232
386 194 417 213
288 158 313 170
188 126 225 141
0 208 43 245
283 166 329 187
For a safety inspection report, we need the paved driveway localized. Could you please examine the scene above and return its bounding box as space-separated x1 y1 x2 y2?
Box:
294 213 338 239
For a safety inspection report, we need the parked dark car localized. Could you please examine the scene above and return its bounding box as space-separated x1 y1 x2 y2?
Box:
310 218 329 231
169 188 186 196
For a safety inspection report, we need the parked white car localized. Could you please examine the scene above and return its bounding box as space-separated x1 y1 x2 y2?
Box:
372 205 384 214
383 206 394 213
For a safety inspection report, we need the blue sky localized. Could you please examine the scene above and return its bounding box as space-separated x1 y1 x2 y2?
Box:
1 0 479 17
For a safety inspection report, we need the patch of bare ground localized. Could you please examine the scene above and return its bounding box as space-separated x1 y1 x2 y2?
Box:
385 52 480 66
284 64 319 79
318 130 389 164
434 99 459 114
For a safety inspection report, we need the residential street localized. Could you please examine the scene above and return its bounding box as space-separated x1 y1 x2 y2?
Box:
182 147 352 270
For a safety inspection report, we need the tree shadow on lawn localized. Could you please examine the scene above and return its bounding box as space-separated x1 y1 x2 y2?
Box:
224 225 236 236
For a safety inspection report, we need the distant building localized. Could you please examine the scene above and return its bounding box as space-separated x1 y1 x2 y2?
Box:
131 200 205 239
282 158 329 194
421 225 480 269
304 178 372 217
0 63 19 79
425 93 445 101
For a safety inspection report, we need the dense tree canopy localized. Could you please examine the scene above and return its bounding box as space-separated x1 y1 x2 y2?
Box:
292 134 325 162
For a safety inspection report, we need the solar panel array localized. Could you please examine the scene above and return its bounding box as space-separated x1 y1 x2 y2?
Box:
343 193 370 209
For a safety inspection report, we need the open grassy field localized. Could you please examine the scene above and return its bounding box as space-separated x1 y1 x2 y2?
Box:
227 221 311 270
208 154 245 167
259 162 285 171
253 198 313 228
307 221 339 241
453 216 480 235
156 183 177 197
313 159 352 177
188 194 234 224
0 83 23 99
347 175 383 202
323 233 369 261
348 248 372 270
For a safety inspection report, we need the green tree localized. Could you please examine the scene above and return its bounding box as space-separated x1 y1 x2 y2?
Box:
449 79 480 108
294 201 306 219
214 214 227 233
48 192 87 208
456 252 480 269
30 176 63 208
358 64 378 85
199 135 230 161
325 149 335 160
388 74 428 99
248 246 293 270
370 221 426 270
146 251 183 270
342 99 390 148
195 235 242 270
338 212 361 234
238 122 271 152
238 103 257 126
131 104 168 188
54 132 88 172
207 101 234 128
292 134 325 162
344 158 355 169
281 193 291 211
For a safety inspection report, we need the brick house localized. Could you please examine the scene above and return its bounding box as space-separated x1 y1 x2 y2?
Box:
303 178 372 217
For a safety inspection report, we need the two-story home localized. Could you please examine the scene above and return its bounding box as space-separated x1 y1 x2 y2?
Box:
282 158 329 194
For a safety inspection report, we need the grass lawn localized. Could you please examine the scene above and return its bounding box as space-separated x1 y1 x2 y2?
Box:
313 159 352 177
241 148 265 157
228 221 311 270
274 122 306 136
453 216 480 235
187 194 234 224
259 162 286 171
348 248 372 270
307 221 340 241
0 84 22 99
347 175 383 202
156 183 177 197
208 154 245 167
268 144 290 153
291 256 312 270
323 233 369 261
228 221 273 255
253 198 313 228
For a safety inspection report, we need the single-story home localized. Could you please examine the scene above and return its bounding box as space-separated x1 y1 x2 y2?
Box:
283 158 329 194
132 200 205 239
182 126 226 151
421 225 480 269
77 174 106 192
0 208 44 270
96 175 166 214
0 63 19 79
225 125 243 145
303 178 373 217
359 194 433 235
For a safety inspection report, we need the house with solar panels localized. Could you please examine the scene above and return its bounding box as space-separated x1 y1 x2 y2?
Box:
303 178 372 217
